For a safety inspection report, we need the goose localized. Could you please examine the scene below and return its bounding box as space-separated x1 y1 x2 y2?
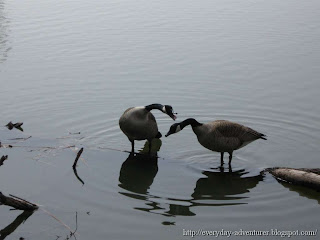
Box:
119 104 177 153
165 118 266 165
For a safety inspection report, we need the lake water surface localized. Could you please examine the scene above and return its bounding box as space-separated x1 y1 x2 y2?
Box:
1 0 320 239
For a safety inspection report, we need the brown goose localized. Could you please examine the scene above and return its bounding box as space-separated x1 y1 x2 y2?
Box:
165 118 266 165
119 104 177 153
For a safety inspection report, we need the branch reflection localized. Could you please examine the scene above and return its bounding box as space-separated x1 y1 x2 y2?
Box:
0 210 34 240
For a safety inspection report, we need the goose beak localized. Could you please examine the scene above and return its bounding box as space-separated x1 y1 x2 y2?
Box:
170 112 177 121
165 131 172 137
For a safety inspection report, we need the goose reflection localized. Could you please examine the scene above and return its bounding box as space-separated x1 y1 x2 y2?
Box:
118 139 161 195
119 145 264 217
165 167 263 216
191 166 264 205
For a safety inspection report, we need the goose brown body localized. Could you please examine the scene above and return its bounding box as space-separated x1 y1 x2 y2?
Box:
119 107 158 142
119 104 177 153
193 120 266 153
166 118 266 165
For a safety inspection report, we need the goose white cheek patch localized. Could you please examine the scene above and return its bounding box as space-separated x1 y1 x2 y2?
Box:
176 125 181 133
162 106 166 113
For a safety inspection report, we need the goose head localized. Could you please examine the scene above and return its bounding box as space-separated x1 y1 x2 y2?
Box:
165 118 202 137
165 122 182 137
162 105 177 120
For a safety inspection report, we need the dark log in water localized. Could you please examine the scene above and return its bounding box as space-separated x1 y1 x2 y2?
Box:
0 192 38 211
266 168 320 191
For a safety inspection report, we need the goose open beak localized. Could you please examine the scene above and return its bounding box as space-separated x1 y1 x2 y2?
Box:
170 112 177 121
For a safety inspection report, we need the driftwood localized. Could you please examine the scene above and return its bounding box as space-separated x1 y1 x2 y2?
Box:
0 192 38 211
266 167 320 191
0 156 8 166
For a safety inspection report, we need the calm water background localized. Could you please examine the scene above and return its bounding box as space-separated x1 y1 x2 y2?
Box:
1 0 320 239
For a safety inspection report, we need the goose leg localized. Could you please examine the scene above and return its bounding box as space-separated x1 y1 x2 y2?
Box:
220 152 224 165
228 152 233 165
130 140 134 153
148 140 152 154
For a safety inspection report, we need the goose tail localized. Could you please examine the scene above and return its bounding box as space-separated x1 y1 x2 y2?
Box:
155 132 162 139
260 134 267 140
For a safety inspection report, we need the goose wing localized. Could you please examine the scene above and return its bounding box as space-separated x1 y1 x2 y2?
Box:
119 107 158 140
214 120 266 142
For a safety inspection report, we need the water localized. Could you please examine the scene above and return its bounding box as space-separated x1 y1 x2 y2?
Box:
1 0 320 239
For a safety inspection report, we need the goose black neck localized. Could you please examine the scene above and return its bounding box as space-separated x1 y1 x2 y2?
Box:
181 118 202 128
145 104 164 112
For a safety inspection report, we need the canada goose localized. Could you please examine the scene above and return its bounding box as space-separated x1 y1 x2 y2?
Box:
165 118 267 165
119 104 177 153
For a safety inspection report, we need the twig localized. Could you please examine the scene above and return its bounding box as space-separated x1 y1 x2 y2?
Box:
8 194 38 208
72 148 85 185
69 132 81 135
70 212 78 239
73 167 84 185
72 148 83 169
40 208 79 237
8 136 32 141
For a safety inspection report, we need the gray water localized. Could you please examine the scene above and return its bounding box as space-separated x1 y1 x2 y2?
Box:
1 0 320 239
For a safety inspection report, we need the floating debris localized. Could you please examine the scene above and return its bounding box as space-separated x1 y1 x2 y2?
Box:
8 136 32 141
69 131 81 135
6 122 24 131
0 155 8 166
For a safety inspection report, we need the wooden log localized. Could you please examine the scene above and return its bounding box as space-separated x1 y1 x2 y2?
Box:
0 192 38 211
266 167 320 191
